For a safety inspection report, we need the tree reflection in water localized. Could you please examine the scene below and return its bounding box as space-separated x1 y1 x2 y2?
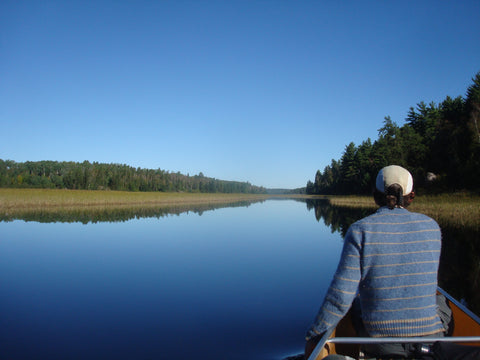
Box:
305 198 373 237
0 200 265 224
2 197 478 316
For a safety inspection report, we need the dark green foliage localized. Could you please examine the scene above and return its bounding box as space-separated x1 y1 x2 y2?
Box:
0 160 267 194
307 71 480 195
305 198 374 237
464 73 480 189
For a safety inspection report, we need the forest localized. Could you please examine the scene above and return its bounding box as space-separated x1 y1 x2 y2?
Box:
307 71 480 195
0 160 267 194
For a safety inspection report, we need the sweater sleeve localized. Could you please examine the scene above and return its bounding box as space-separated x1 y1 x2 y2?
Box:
306 226 362 340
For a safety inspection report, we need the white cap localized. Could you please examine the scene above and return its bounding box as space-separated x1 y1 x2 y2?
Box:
375 165 413 196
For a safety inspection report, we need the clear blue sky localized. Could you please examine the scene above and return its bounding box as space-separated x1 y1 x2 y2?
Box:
1 1 479 189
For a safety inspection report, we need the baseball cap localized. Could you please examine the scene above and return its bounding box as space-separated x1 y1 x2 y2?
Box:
375 165 413 196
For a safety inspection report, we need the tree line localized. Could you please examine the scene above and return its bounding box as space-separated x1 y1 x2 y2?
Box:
307 71 480 195
0 160 267 194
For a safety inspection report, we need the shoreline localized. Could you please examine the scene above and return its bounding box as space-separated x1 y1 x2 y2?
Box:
0 188 310 213
1 189 478 228
325 193 480 229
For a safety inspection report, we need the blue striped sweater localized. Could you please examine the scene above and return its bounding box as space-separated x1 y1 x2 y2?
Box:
307 206 443 340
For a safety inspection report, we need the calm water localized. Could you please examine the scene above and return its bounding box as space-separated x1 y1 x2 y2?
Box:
2 199 478 360
0 199 348 360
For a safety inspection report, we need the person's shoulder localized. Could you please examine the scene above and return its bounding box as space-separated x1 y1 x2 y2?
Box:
348 209 383 229
405 209 441 228
356 207 389 222
352 207 435 224
405 209 436 220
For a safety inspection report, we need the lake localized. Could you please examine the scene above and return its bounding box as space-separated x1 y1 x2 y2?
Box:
1 198 478 359
0 199 350 360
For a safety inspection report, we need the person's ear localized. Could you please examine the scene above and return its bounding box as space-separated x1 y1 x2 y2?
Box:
406 191 415 205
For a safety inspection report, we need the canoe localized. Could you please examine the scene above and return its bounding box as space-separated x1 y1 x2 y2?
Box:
307 287 480 360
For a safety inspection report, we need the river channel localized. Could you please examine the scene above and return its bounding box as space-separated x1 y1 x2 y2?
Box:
1 198 478 359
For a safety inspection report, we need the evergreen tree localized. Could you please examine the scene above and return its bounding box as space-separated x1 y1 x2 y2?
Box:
307 70 480 194
464 72 480 188
0 160 266 194
340 142 358 194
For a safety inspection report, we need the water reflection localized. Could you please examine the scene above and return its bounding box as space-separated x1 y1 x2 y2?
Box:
0 199 339 360
1 198 479 359
438 225 480 316
305 198 373 237
0 200 264 224
3 195 478 317
304 198 480 317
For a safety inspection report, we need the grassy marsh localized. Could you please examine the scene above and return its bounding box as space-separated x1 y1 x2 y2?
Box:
327 193 480 229
1 189 478 229
0 188 270 215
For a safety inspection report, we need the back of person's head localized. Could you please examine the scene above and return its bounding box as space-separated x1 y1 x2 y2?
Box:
374 165 414 209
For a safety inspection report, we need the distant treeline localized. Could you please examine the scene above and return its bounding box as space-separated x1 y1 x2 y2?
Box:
0 160 267 194
266 188 306 195
307 71 480 195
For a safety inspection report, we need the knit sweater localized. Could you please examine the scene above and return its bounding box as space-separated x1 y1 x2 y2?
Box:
307 206 443 340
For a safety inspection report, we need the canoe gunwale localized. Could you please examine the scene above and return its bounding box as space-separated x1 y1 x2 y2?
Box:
437 287 480 326
306 287 480 360
325 336 480 345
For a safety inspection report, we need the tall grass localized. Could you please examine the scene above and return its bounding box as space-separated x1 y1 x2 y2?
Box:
1 189 478 229
327 193 480 229
410 193 480 229
0 188 270 214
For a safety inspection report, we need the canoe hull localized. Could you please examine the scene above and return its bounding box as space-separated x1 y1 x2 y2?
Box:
309 287 480 360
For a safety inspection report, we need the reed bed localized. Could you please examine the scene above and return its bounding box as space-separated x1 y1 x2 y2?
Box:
1 189 478 229
410 193 480 229
0 188 269 215
327 193 480 229
327 195 377 209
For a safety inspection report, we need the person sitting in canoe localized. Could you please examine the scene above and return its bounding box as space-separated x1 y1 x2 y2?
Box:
305 165 448 359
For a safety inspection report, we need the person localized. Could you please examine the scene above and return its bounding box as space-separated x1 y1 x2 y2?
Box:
305 165 446 359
